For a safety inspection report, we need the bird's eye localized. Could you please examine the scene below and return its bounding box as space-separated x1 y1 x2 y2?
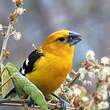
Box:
57 37 65 42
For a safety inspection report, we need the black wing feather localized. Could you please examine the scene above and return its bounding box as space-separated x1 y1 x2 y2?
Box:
4 49 44 98
20 49 44 75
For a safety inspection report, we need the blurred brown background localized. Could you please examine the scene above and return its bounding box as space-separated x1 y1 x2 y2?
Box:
0 0 110 109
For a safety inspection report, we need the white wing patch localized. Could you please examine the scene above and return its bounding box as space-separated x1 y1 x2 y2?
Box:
20 50 44 75
21 68 25 75
25 58 29 66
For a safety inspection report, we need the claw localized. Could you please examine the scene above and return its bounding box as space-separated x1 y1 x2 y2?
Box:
59 99 66 110
52 93 67 110
27 97 36 107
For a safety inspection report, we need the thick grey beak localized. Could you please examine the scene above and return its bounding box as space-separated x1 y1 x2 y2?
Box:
67 31 82 46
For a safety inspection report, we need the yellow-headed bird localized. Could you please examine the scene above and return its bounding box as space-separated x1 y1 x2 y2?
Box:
5 29 82 109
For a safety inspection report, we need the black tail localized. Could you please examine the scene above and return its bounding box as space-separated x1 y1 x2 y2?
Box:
4 88 16 98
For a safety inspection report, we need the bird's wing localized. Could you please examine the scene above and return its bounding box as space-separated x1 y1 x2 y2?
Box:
20 49 44 76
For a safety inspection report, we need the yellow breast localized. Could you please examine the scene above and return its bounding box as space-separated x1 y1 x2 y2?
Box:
26 52 73 95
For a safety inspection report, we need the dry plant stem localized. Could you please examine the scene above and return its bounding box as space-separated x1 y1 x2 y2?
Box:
0 23 13 73
0 99 61 109
60 87 70 102
23 103 29 110
0 99 28 107
0 23 14 98
0 76 12 89
0 98 55 108
0 23 13 98
0 103 22 107
0 67 6 76
0 7 19 98
69 73 80 87
0 5 20 73
0 99 28 104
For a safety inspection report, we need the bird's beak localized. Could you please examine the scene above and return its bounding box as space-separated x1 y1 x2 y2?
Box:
67 31 82 46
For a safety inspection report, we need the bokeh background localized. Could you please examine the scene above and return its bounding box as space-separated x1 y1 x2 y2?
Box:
0 0 110 109
0 0 110 69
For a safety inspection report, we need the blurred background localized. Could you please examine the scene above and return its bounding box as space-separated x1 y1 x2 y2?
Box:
0 0 110 110
0 0 110 69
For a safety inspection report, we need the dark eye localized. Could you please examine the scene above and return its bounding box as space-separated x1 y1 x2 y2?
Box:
57 37 65 42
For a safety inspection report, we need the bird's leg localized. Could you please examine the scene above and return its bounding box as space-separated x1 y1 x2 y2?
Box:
51 93 67 110
28 94 68 110
27 96 36 107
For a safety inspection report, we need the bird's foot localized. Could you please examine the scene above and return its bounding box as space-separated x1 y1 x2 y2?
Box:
52 93 67 110
27 97 36 107
59 98 66 110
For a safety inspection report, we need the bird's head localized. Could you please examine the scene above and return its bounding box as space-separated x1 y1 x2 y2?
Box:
42 29 82 57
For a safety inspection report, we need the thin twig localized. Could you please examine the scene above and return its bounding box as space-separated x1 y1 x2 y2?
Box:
0 76 12 89
0 2 22 74
60 86 70 102
0 99 63 109
0 14 17 97
0 66 6 76
0 103 23 107
0 23 13 73
0 99 27 104
0 5 21 98
0 99 28 107
68 73 80 87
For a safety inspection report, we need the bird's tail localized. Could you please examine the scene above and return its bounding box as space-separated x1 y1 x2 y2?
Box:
4 88 16 98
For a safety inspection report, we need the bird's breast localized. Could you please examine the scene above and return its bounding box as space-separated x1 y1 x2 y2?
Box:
26 54 73 95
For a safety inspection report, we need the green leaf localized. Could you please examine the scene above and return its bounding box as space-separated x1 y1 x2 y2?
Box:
2 69 9 98
1 64 13 98
6 63 48 110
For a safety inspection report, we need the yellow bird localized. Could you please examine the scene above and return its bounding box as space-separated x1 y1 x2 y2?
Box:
5 29 82 109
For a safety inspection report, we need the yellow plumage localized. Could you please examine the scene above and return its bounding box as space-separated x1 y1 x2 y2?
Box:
25 29 81 95
26 48 74 95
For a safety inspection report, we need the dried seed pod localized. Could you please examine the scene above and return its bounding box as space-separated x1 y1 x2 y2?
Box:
3 49 10 59
12 0 23 7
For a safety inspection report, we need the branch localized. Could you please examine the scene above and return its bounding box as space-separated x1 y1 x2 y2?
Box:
0 0 26 74
0 99 76 110
0 99 27 104
0 23 13 73
0 0 26 98
0 76 12 89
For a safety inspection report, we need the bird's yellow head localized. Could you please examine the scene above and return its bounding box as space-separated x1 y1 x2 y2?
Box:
42 29 82 56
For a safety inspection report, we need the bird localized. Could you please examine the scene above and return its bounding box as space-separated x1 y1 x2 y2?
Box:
5 29 82 109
